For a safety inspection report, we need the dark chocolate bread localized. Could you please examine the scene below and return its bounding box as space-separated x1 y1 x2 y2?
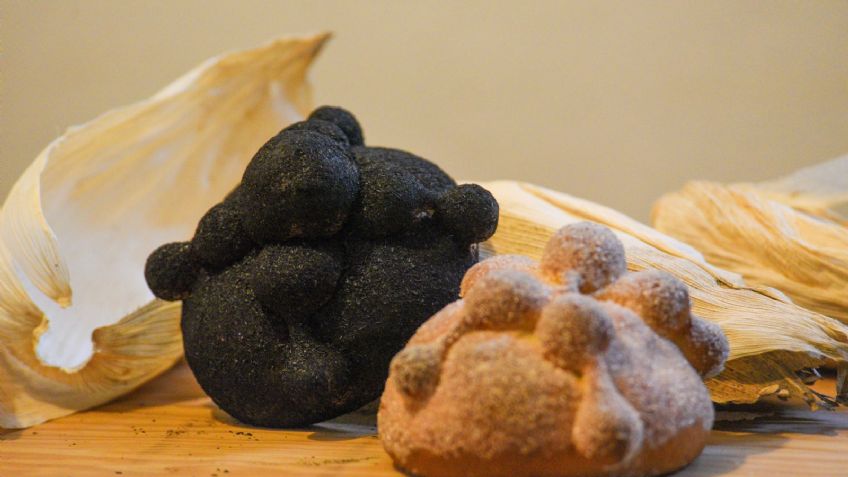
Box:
145 106 498 427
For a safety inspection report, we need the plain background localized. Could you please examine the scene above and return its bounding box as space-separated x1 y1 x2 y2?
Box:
2 0 847 221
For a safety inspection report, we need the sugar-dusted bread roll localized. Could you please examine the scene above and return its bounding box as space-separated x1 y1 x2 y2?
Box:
378 222 729 477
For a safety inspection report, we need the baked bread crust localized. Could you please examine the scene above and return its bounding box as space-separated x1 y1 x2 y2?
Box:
378 222 729 477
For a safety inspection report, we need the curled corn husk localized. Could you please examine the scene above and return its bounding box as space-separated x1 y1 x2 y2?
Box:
479 181 848 407
756 153 848 222
652 155 848 327
0 33 329 428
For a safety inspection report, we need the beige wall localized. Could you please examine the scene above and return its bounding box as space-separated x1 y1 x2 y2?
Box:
2 0 847 221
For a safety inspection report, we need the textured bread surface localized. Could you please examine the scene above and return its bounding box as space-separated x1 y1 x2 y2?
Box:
145 106 500 427
379 222 729 477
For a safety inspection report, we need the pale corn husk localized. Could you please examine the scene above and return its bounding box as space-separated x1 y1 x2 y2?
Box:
757 153 848 222
652 155 848 326
0 34 329 428
479 181 848 406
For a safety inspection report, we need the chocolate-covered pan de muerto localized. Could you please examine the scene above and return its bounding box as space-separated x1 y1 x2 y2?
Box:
145 106 499 428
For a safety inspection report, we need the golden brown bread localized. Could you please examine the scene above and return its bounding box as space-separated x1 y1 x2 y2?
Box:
378 222 729 477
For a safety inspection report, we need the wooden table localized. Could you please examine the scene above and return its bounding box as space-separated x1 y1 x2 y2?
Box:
2 362 846 477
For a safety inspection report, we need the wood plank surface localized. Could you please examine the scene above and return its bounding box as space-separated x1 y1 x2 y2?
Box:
1 362 846 477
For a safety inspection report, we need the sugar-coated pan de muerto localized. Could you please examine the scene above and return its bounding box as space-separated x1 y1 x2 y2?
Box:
145 106 499 428
379 222 729 477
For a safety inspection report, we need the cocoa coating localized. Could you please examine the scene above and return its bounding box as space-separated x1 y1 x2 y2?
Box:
145 242 200 301
308 105 365 146
145 106 498 427
192 203 254 269
436 184 500 244
284 119 351 146
238 129 360 243
346 147 429 238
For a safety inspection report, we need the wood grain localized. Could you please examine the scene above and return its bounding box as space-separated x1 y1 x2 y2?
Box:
1 362 846 477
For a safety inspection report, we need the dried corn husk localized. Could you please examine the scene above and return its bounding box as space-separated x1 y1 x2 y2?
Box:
757 153 848 222
0 33 329 428
479 181 848 406
652 155 848 326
